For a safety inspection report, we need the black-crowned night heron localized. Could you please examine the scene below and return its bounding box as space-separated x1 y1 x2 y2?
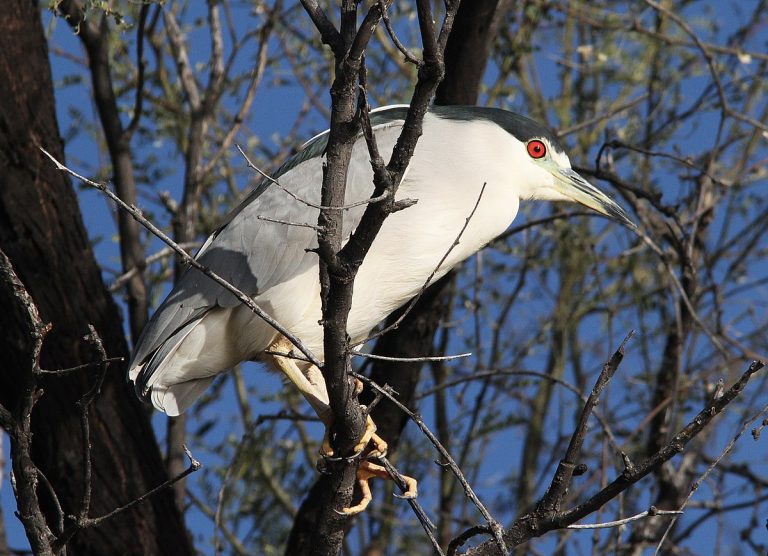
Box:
129 105 633 513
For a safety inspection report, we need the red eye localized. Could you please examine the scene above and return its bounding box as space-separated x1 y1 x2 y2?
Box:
527 140 546 159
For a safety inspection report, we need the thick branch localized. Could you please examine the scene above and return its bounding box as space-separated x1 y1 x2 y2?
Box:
0 249 55 556
296 1 461 553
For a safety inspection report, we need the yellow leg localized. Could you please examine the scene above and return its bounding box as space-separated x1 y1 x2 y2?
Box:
320 415 388 458
268 335 416 514
339 461 418 515
268 336 331 419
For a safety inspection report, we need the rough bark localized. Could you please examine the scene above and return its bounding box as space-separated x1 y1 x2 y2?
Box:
0 2 192 554
0 452 7 556
287 2 506 554
435 0 508 105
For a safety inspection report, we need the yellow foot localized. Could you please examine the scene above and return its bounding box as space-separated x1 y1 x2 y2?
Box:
338 461 419 515
319 415 388 459
353 415 388 457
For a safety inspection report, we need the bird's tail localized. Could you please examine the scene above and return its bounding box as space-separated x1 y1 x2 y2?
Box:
129 314 221 416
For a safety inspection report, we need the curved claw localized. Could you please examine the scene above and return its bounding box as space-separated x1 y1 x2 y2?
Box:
352 377 364 397
317 445 364 473
316 459 334 475
393 490 418 500
338 461 419 515
321 414 387 458
392 473 418 501
320 427 334 459
352 415 378 455
367 449 388 461
365 430 388 459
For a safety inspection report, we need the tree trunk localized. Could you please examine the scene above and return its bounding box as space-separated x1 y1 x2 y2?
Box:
0 2 193 554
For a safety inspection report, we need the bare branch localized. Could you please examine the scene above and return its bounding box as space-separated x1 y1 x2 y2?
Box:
556 94 649 137
163 9 201 110
58 0 149 341
298 0 343 56
0 249 55 556
652 401 768 555
108 243 201 293
352 371 506 553
378 0 422 66
416 368 622 454
34 357 124 376
566 506 682 530
351 351 472 363
125 2 149 136
642 0 768 134
377 455 445 555
53 446 201 552
187 490 250 556
463 360 766 554
539 332 634 513
201 3 280 176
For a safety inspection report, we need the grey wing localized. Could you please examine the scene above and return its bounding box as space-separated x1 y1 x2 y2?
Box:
129 118 406 376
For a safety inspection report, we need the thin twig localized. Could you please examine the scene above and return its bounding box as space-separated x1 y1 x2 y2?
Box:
464 361 766 554
557 94 649 137
125 2 149 136
642 0 768 134
108 243 200 293
200 1 280 176
187 489 249 556
351 351 471 363
256 214 325 232
358 182 488 347
539 332 633 513
72 326 111 531
40 148 322 368
163 9 201 110
53 446 201 552
236 144 389 211
377 0 421 66
214 435 249 556
377 456 445 555
416 368 622 454
638 231 730 357
0 249 56 555
567 506 682 530
34 357 124 376
652 400 768 555
254 411 321 426
492 210 597 245
448 525 491 556
35 469 65 536
298 0 343 56
351 371 506 553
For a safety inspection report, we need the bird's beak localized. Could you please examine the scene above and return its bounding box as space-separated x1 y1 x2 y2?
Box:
553 168 637 229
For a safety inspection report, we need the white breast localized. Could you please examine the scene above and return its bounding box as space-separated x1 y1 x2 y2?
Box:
286 116 521 352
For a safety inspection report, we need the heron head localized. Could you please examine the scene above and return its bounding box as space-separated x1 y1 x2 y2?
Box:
510 134 636 229
435 107 635 229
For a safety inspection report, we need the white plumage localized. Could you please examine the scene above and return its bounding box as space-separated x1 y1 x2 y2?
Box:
128 105 632 418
